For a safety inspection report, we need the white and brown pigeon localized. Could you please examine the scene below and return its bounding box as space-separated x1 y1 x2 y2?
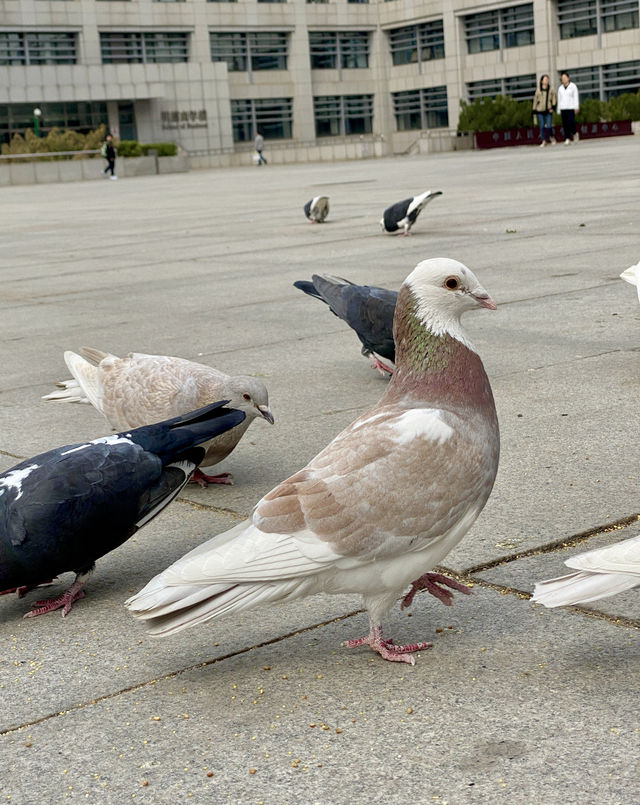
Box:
126 258 499 665
43 349 274 487
304 196 330 223
532 534 640 608
380 190 443 236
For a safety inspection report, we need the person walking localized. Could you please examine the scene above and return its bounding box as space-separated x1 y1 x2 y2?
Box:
101 134 118 179
254 132 267 165
557 72 579 145
532 74 557 147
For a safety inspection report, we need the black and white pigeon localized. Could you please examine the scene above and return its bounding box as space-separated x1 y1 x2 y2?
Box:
532 534 640 608
0 401 245 618
127 258 499 665
304 196 330 223
293 274 397 375
380 190 443 236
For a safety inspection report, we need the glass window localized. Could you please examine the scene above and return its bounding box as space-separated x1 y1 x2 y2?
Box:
600 0 639 32
313 94 373 137
210 32 288 72
230 98 293 141
389 21 444 66
309 32 369 70
210 32 247 71
557 0 598 37
467 74 536 101
0 32 77 65
0 101 108 144
100 32 189 63
464 5 534 54
392 86 448 130
602 59 640 97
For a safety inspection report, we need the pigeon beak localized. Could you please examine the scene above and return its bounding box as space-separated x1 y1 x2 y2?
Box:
471 290 497 310
257 405 275 424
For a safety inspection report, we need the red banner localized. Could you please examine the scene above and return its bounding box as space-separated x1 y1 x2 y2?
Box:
475 120 632 149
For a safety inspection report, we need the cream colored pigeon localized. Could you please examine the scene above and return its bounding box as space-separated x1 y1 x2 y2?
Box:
126 257 499 665
43 349 274 487
532 534 640 607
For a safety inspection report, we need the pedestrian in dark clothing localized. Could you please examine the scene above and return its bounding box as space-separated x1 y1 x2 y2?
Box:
102 134 118 180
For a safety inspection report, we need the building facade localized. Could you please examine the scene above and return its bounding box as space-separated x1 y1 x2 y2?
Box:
1 0 638 156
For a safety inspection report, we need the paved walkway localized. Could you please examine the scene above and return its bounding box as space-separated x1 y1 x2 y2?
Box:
1 137 639 804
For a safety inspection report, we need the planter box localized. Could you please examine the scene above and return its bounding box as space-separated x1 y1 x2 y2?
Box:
475 119 633 149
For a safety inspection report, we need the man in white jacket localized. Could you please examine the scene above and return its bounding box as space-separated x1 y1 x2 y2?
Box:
557 71 580 145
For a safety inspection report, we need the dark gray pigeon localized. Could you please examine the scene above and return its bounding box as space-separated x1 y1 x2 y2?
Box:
303 196 330 223
0 400 245 618
380 190 443 236
293 274 397 374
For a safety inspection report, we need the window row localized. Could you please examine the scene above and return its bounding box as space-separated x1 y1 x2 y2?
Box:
467 74 536 101
569 59 640 99
388 20 445 66
230 92 451 142
211 32 288 71
0 101 107 144
0 32 76 65
464 4 534 54
558 0 638 38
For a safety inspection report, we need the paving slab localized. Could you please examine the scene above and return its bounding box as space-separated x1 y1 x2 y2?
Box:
1 137 639 804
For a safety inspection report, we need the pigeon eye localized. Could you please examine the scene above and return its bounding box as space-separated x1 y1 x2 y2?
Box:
243 393 251 401
444 277 461 290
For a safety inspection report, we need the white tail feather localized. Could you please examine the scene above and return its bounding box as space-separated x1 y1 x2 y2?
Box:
80 346 113 364
63 350 103 413
532 570 639 608
42 379 91 404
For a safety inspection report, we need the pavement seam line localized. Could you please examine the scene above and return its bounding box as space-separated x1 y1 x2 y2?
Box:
460 513 640 575
461 575 640 630
175 497 249 521
0 609 365 737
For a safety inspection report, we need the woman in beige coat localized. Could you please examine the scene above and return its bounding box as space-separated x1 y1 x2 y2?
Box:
532 75 557 147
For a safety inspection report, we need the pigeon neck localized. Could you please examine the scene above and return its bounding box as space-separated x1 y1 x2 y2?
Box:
386 290 493 407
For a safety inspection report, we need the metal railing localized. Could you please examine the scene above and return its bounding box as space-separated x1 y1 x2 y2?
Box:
0 149 101 161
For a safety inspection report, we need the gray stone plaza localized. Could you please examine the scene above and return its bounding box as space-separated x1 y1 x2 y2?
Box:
0 138 639 803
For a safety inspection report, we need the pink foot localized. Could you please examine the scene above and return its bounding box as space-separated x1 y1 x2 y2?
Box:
342 625 431 665
24 580 86 619
369 356 394 376
190 469 234 487
401 572 473 610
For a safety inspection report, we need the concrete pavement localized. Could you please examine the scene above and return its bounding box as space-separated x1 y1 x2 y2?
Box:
0 137 639 804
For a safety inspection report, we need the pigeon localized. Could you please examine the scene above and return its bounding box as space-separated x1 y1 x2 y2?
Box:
620 260 640 302
532 534 640 608
127 257 499 665
304 196 330 223
380 190 443 236
43 348 274 487
0 401 245 618
293 275 397 375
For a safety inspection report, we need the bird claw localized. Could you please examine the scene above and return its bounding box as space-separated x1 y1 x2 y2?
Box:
23 587 86 619
401 572 473 610
190 469 234 487
342 626 432 664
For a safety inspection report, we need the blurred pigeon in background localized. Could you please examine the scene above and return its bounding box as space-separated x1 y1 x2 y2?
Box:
127 258 499 665
380 190 443 236
304 196 330 223
620 260 640 302
44 348 274 487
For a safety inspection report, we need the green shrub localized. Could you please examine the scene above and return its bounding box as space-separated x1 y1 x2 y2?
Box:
578 98 607 123
1 124 108 158
458 96 534 132
606 91 640 121
116 140 143 158
141 142 178 157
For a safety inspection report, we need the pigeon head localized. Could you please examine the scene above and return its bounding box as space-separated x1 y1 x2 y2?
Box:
226 376 274 424
401 257 495 343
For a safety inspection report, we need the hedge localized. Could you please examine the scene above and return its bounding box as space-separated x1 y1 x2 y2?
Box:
457 91 640 133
